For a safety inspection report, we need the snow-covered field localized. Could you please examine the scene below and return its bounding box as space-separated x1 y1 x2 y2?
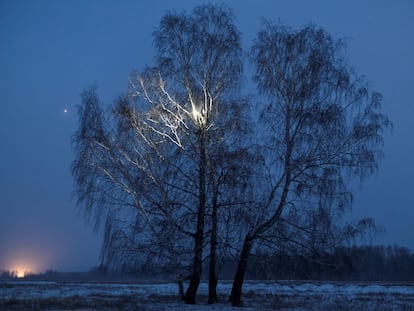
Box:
1 280 413 310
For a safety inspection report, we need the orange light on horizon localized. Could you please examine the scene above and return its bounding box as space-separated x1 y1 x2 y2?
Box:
5 244 54 277
16 270 25 278
11 263 35 278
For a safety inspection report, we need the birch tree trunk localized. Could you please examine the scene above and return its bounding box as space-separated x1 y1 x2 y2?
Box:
185 131 207 304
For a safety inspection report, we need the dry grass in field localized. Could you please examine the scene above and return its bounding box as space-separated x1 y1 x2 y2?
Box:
1 281 413 311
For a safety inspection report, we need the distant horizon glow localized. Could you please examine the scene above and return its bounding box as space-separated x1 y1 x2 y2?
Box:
10 262 35 277
16 269 29 278
1 242 57 275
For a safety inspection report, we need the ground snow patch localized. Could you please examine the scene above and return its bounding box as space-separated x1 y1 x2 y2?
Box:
1 280 413 310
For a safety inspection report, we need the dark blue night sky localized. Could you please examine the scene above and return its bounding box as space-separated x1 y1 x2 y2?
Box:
1 0 413 273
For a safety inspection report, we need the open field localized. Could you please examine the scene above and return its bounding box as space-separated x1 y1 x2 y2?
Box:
1 280 413 310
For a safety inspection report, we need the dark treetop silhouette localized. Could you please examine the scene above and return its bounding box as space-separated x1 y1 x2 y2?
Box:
72 4 390 307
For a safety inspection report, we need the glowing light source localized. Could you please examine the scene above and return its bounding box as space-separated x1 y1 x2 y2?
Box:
12 263 35 278
192 107 201 122
63 108 69 114
16 270 25 278
191 106 207 128
6 244 49 278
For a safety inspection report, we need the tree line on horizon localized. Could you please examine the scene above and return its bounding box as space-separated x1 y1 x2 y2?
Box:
71 4 391 306
107 244 414 282
2 245 413 283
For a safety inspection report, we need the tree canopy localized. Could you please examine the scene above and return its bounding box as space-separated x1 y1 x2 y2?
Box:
72 5 391 307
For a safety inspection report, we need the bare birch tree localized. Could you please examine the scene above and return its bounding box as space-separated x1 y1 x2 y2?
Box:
72 4 245 305
229 22 391 306
151 4 244 304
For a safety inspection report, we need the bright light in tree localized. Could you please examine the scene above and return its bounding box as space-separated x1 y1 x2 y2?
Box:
192 107 201 122
191 106 207 128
